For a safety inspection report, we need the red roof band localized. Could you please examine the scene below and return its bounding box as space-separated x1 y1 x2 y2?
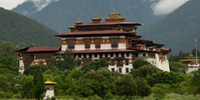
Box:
75 21 142 26
56 49 137 54
17 46 61 53
55 30 141 37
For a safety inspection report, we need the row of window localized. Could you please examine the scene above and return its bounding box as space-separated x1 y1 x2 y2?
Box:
110 59 129 66
67 39 119 49
76 53 130 58
111 68 130 73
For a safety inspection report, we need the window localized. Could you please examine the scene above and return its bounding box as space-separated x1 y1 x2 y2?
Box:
85 39 90 49
67 40 75 49
89 54 92 58
111 68 115 72
78 54 82 58
105 54 108 58
100 54 103 58
95 39 101 48
83 54 87 58
125 59 129 65
116 59 123 67
94 54 98 58
126 68 129 73
119 68 122 73
121 53 124 57
110 53 113 57
143 53 146 57
127 53 130 57
111 39 118 48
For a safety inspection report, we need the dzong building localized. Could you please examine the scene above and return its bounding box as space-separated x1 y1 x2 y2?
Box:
17 10 171 74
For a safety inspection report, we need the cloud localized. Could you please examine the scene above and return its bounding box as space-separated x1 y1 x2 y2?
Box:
151 0 190 15
0 0 27 10
31 0 59 11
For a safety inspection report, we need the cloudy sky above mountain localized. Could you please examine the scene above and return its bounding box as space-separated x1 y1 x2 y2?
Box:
0 0 59 11
151 0 190 15
0 0 190 15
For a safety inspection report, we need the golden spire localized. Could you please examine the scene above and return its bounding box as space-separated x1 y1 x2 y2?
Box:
91 15 102 23
74 19 83 25
189 53 194 57
113 9 116 13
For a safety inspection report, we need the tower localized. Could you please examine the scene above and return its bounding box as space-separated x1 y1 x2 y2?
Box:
44 79 56 100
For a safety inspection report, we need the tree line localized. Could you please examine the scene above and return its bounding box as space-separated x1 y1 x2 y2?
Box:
0 41 200 100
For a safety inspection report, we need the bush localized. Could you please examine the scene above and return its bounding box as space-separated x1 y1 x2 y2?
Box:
104 91 113 99
0 91 6 98
152 84 171 99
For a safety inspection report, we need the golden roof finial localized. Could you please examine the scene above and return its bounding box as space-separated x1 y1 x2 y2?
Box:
95 14 98 18
189 53 194 57
75 19 83 24
113 9 116 13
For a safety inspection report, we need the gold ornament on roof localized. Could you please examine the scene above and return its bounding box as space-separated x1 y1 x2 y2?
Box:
45 78 56 85
91 15 102 23
75 19 83 24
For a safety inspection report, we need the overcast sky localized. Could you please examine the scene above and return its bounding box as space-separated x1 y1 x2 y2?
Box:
0 0 26 10
151 0 190 15
0 0 190 15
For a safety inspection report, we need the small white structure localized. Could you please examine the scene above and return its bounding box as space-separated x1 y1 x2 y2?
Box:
180 54 200 73
43 79 56 100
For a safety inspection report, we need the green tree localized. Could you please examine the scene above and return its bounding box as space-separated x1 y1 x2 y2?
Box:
33 65 46 100
157 71 184 86
190 69 200 95
0 42 17 58
132 59 151 69
135 77 151 98
170 62 188 73
152 84 171 99
53 50 81 71
24 65 56 75
0 74 8 92
81 59 110 72
115 74 137 98
0 56 18 74
131 65 161 78
20 75 34 99
131 65 161 86
169 51 189 62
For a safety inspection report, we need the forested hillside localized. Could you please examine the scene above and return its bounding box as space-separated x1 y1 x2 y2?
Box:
0 7 59 47
138 0 200 54
13 0 161 33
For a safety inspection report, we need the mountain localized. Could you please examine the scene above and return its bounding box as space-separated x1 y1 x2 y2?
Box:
13 0 59 16
13 0 162 33
0 7 59 47
138 0 200 54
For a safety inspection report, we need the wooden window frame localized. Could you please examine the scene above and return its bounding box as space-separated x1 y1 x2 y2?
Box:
126 68 129 73
84 39 91 49
111 39 118 48
95 39 101 49
67 40 75 49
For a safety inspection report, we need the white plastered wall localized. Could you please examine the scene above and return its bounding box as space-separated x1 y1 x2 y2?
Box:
19 60 24 74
